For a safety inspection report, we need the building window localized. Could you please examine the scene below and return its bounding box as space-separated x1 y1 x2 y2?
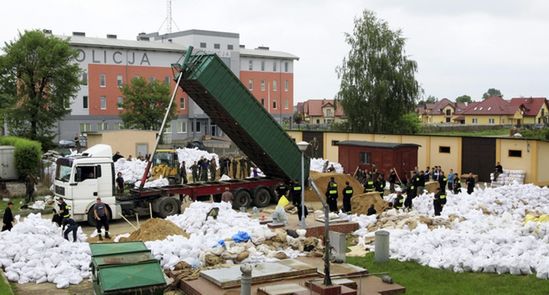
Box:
83 96 88 109
439 146 451 153
100 96 107 110
488 118 495 124
164 76 170 85
79 123 91 132
248 79 253 91
273 62 277 72
214 43 220 49
248 60 253 71
508 150 522 157
284 99 289 109
117 96 123 110
117 74 123 87
97 122 108 131
178 121 187 133
446 109 451 116
195 121 201 132
273 99 277 109
359 152 371 164
332 140 340 146
180 97 185 109
200 42 206 48
261 98 265 106
81 71 88 85
284 80 289 92
273 80 277 92
284 61 289 72
472 118 478 124
99 74 106 87
227 44 234 50
261 61 265 71
261 80 266 91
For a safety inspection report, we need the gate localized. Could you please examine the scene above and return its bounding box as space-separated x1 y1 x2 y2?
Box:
461 137 496 182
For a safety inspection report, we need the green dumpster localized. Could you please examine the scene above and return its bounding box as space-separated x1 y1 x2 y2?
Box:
91 251 156 280
89 241 149 257
93 261 166 295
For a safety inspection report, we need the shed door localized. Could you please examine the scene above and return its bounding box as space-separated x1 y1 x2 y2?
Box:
461 138 495 182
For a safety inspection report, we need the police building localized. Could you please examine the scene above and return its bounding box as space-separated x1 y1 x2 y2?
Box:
53 29 298 143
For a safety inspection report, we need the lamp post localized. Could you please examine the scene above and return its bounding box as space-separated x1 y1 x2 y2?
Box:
296 141 309 228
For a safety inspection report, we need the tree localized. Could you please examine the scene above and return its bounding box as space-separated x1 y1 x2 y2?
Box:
417 95 437 107
0 30 80 148
456 95 472 104
337 10 420 134
120 77 175 130
482 88 502 99
292 111 303 124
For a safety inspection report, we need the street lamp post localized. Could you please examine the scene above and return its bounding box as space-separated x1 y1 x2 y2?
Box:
296 141 309 229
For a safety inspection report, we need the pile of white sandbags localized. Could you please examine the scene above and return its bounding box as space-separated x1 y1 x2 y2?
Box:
491 169 526 187
310 158 344 173
0 214 90 288
353 184 549 279
176 148 219 172
114 158 149 184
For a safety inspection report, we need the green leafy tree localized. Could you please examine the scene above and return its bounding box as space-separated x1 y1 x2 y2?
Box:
456 95 472 104
0 30 80 148
337 10 421 133
417 95 437 107
292 111 303 124
482 88 502 99
120 77 174 130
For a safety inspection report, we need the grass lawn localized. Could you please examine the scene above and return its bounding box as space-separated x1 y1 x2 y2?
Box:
0 197 23 217
348 253 549 295
0 273 14 295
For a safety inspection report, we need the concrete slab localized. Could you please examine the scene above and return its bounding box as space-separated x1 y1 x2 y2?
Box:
200 259 317 288
257 284 309 295
296 257 368 277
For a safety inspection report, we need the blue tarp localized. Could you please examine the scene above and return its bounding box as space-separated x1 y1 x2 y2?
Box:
232 231 250 243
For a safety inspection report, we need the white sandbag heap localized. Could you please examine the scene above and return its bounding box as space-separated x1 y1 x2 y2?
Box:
310 158 344 173
0 214 90 288
146 202 300 270
491 169 526 187
133 177 170 189
175 148 219 172
114 158 149 184
353 184 549 279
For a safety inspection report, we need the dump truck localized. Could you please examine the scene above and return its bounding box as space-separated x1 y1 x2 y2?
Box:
52 46 309 224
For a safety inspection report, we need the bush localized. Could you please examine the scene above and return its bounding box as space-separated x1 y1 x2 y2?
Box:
0 136 42 178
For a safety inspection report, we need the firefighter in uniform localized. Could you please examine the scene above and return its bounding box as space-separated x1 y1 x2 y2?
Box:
364 174 374 193
433 187 443 216
342 181 353 213
393 188 404 209
290 180 302 206
326 177 339 212
374 174 386 197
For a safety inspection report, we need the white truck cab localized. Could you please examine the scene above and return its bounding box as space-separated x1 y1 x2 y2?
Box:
53 144 121 223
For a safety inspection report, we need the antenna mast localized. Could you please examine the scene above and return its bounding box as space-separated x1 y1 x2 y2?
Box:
166 0 172 33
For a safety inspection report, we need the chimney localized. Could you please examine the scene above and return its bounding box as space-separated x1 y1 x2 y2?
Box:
72 32 85 37
106 34 117 39
239 44 245 48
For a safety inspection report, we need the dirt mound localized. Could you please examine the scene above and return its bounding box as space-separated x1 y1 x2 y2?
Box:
351 192 388 215
305 172 364 202
124 218 189 242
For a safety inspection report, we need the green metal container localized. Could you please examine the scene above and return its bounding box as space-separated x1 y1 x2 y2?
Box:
92 261 166 295
177 52 310 181
89 241 149 257
91 251 156 280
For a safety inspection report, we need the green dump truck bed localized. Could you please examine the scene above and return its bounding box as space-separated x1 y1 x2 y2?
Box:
176 52 309 181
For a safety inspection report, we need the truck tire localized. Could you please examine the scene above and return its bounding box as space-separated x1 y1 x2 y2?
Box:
253 188 271 208
233 190 252 209
87 205 112 226
155 197 180 218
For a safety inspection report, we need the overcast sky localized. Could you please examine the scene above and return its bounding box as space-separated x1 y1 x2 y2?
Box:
2 0 549 103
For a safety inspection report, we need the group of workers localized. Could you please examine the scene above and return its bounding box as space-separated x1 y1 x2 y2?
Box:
187 156 257 183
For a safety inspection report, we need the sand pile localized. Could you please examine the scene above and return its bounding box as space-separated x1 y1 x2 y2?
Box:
351 192 388 215
125 218 189 242
306 172 364 202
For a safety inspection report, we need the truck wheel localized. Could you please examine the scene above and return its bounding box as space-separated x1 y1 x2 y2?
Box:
156 197 180 218
233 190 251 209
253 188 271 208
87 205 112 226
